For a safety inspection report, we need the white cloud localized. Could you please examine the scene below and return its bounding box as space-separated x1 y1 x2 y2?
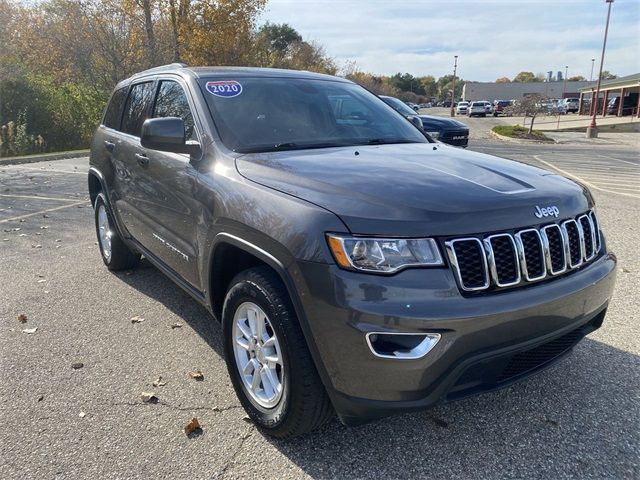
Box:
261 0 640 80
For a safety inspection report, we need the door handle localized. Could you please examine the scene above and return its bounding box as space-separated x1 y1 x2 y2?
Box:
135 153 149 166
104 140 115 152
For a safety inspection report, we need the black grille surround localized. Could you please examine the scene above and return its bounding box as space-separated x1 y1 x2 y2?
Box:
445 210 601 293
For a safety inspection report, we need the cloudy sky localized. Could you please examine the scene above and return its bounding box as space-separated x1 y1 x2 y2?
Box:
261 0 640 81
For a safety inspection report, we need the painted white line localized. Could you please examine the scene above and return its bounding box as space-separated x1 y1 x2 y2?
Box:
534 155 640 200
0 200 88 224
0 193 82 203
0 165 85 175
597 154 640 166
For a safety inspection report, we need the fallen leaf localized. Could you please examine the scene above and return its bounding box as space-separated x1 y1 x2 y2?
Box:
37 279 46 283
71 362 84 370
622 267 630 273
43 214 50 218
152 376 167 387
130 316 144 324
22 327 38 334
55 239 62 243
39 226 49 230
184 417 202 436
171 322 183 329
37 394 44 402
17 314 27 323
79 411 86 418
32 244 42 249
141 392 158 403
242 415 252 423
188 370 204 381
19 219 26 223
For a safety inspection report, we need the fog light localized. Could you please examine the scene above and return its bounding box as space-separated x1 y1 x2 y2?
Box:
366 332 440 359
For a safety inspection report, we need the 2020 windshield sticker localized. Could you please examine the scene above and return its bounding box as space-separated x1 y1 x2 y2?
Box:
206 80 242 98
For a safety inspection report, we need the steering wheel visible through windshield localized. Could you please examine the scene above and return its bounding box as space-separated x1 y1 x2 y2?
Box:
198 77 428 153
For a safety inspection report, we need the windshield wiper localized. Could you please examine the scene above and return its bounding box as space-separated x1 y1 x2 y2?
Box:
364 138 419 145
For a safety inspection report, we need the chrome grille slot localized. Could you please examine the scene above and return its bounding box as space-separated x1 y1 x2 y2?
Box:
541 224 567 275
515 229 546 281
578 214 596 261
484 234 520 287
446 209 601 293
445 238 489 291
562 219 584 268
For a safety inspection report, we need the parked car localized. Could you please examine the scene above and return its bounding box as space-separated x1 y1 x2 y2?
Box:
607 93 639 116
475 100 492 114
540 100 566 115
492 99 512 117
562 97 580 113
90 64 616 437
456 101 469 115
468 101 486 117
380 95 470 147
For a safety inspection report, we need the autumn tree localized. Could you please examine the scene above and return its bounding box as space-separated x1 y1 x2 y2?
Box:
506 94 548 134
513 71 539 83
495 77 510 83
568 75 586 81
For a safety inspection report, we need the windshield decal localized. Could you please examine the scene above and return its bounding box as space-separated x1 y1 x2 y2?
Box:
206 80 242 98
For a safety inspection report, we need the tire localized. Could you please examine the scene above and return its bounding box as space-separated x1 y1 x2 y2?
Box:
222 266 333 437
94 193 140 271
493 113 498 117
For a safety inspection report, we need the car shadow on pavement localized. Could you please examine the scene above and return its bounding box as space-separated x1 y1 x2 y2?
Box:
115 260 638 478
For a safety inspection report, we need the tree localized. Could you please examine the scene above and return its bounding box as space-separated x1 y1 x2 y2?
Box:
600 71 617 80
419 75 437 98
513 71 539 83
506 94 548 134
495 77 511 83
568 75 586 81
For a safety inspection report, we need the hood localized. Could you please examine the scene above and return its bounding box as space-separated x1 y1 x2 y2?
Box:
236 143 591 236
417 115 468 130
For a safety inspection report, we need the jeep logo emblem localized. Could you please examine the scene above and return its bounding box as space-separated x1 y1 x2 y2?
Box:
534 205 560 218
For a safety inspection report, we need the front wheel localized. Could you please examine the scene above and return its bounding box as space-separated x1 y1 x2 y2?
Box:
222 267 333 437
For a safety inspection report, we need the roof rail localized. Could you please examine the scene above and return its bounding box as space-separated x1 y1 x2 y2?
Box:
131 63 188 77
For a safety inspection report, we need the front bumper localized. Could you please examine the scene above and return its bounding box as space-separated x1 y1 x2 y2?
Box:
293 252 616 424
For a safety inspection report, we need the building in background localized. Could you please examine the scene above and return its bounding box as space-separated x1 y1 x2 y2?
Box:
462 80 592 102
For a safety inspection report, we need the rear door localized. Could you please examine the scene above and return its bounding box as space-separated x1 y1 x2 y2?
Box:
111 80 157 245
130 77 202 288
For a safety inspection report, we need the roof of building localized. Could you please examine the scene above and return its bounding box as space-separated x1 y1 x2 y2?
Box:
579 73 640 92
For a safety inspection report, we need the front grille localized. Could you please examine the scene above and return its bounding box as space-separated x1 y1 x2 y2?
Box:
446 209 601 292
440 129 469 146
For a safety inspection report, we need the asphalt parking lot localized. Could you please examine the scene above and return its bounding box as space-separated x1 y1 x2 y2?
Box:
1 138 639 479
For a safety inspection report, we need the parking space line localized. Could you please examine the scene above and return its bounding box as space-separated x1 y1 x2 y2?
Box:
0 193 82 203
1 165 86 175
0 200 88 224
534 155 640 199
597 154 640 166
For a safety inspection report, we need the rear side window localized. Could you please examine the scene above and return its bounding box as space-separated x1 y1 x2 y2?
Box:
122 82 155 137
153 81 196 140
103 87 128 130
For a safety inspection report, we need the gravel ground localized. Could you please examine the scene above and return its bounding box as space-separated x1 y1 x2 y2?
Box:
0 143 638 479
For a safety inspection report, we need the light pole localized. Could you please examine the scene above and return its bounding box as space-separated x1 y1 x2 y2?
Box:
587 0 614 139
557 66 568 129
590 58 595 81
450 55 458 117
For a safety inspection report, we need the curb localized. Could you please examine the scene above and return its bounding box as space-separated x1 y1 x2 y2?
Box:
490 129 555 144
0 150 89 166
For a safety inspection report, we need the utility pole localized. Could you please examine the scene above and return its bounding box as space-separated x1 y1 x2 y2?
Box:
587 0 614 138
590 58 595 81
450 55 458 117
557 66 569 130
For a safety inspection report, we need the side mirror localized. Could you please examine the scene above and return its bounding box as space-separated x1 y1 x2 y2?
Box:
141 117 201 155
408 115 424 131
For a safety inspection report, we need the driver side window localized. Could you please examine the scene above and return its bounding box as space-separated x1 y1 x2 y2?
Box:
153 80 197 141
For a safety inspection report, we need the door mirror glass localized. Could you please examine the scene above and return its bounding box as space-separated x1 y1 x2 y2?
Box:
408 115 423 131
141 117 200 155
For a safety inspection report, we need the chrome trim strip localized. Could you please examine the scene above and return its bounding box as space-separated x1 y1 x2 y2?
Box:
514 228 547 282
561 219 584 268
484 234 521 287
365 332 441 360
540 224 567 275
445 238 490 291
588 209 601 254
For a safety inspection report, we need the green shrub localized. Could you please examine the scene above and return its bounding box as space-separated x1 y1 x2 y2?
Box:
492 125 552 141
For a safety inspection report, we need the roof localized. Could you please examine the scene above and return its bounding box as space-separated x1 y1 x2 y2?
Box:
123 63 348 85
579 73 640 92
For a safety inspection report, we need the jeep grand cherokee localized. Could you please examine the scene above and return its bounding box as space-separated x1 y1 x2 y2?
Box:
89 64 616 438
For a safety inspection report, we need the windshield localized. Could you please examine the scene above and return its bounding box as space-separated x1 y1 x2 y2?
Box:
380 96 417 116
199 77 428 153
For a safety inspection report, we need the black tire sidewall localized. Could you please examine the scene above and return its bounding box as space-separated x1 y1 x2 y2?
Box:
222 277 291 428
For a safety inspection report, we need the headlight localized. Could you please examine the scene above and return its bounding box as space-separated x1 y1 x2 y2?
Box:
425 131 440 139
326 234 443 273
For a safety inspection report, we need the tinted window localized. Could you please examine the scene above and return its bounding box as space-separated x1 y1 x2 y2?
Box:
103 87 128 130
380 96 416 116
153 81 196 140
122 82 155 137
199 77 427 153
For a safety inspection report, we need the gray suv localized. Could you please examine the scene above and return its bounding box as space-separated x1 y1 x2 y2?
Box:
89 64 616 437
